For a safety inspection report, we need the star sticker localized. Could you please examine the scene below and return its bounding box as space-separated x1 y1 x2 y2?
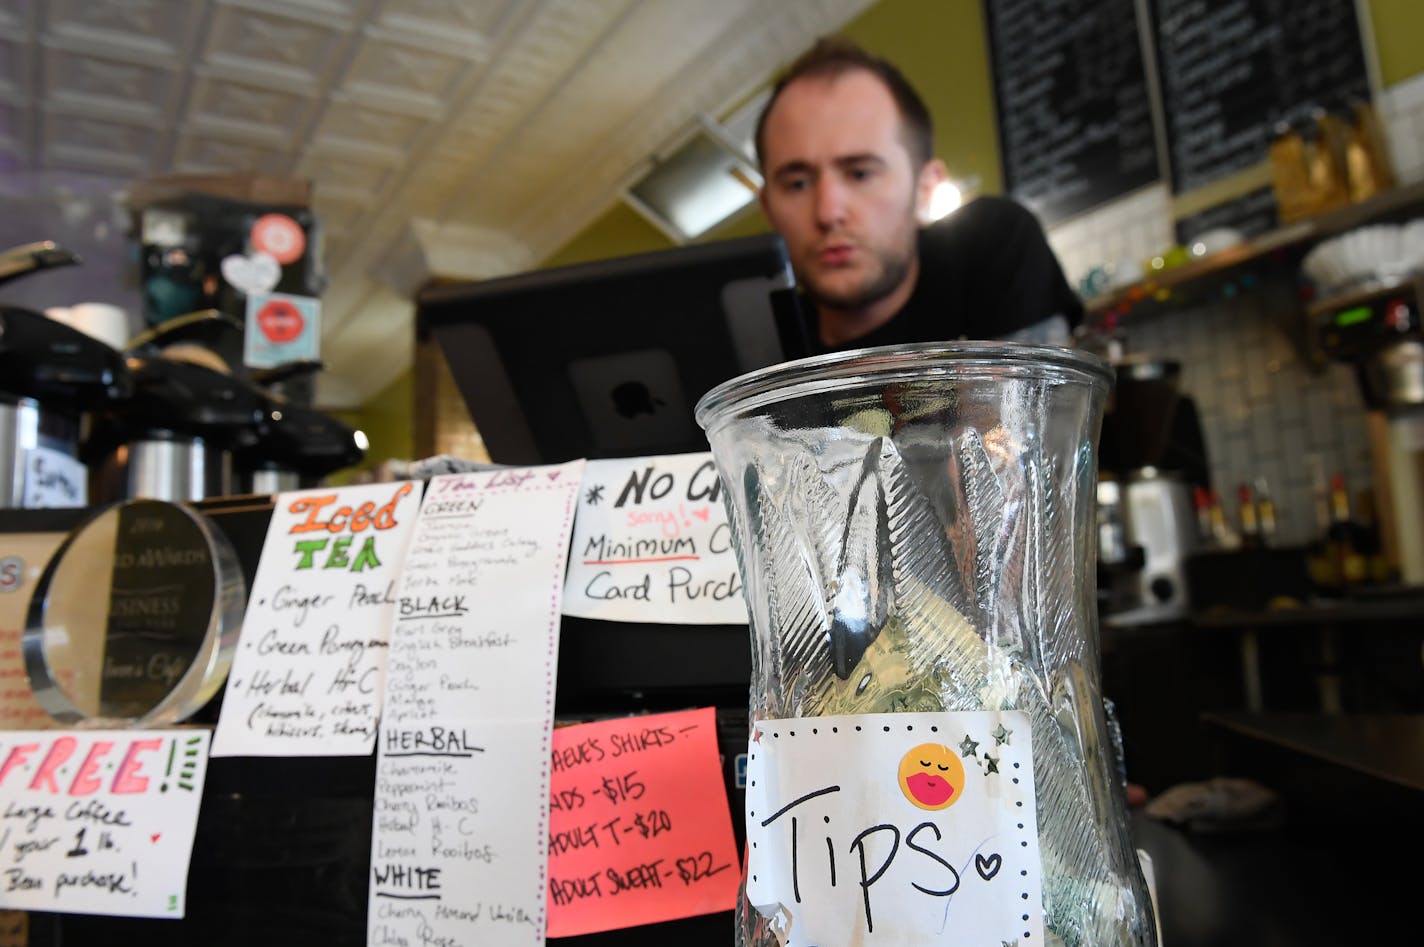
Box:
984 754 1000 774
1002 940 1020 947
585 484 605 505
958 735 980 758
992 723 1013 745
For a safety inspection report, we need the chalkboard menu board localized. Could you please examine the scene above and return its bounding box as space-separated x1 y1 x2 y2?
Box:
1152 0 1372 193
984 0 1161 225
1174 185 1279 244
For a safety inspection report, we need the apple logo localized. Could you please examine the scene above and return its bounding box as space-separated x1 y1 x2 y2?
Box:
611 381 663 419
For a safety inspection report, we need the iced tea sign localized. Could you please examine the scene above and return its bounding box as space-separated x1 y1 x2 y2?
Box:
0 730 210 919
562 453 746 624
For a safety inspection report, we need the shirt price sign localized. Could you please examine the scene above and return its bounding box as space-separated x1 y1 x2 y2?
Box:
562 453 746 624
546 707 739 937
0 729 210 919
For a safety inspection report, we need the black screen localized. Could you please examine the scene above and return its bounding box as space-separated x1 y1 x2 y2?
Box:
419 233 807 466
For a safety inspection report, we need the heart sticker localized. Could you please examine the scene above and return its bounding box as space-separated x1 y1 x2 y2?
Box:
975 852 1002 881
256 299 305 344
220 251 281 296
691 506 710 521
151 833 162 844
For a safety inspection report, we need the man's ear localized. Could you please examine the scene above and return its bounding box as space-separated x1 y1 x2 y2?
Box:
914 158 950 224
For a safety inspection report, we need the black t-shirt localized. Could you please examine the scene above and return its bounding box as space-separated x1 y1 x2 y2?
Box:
801 196 1084 355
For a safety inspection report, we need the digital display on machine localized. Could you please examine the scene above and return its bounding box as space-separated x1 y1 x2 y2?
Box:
1334 305 1373 328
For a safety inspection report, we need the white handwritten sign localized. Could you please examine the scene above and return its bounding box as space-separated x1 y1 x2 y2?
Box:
562 453 746 625
368 461 584 947
20 448 87 509
0 729 210 919
211 481 424 757
745 711 1041 945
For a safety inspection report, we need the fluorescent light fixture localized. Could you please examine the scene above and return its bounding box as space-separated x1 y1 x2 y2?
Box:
624 116 763 243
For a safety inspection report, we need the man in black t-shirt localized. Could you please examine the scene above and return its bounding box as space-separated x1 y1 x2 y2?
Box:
755 37 1082 355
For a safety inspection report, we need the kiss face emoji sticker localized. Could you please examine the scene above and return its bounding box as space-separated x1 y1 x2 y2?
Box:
898 743 966 811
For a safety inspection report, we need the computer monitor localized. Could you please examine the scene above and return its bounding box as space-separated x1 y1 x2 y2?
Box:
419 232 808 465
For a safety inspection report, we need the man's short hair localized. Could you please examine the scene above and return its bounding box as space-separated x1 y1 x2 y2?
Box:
754 36 935 171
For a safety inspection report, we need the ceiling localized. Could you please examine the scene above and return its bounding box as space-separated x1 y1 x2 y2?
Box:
0 0 875 409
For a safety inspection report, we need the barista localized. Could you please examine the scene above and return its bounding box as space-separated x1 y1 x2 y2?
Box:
754 36 1082 354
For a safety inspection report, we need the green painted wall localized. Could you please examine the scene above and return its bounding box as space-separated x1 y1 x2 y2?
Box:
1368 0 1424 86
336 369 413 479
541 200 676 269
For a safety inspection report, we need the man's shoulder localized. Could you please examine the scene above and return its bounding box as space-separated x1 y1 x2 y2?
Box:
923 195 1039 245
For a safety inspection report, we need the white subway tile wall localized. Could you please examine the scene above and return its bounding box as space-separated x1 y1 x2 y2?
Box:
1112 285 1374 547
1380 72 1424 186
1038 75 1424 545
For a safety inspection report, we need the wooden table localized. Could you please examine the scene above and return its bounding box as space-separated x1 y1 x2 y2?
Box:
1201 711 1424 793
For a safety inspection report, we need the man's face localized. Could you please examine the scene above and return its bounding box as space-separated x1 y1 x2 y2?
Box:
758 70 926 314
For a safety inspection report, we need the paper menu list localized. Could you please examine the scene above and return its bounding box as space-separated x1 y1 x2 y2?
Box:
368 462 583 947
210 481 424 758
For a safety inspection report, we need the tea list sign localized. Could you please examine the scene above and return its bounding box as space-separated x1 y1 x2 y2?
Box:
546 707 740 937
562 453 746 624
211 481 424 757
0 729 210 919
368 462 583 947
745 711 1041 945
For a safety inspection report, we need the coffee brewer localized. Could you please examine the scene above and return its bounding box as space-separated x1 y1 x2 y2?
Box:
0 241 132 509
1097 357 1211 618
1308 276 1424 585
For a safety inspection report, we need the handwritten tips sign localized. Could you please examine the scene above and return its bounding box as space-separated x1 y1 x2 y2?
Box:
546 707 739 937
563 453 746 625
211 481 424 758
369 462 584 947
745 711 1041 946
0 729 210 919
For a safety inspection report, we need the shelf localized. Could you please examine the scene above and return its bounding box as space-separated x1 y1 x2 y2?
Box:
1085 180 1424 317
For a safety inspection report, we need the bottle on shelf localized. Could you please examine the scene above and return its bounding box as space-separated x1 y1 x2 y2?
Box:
1307 108 1351 216
1208 489 1241 551
1237 481 1262 549
1306 461 1339 590
1193 485 1215 546
1355 487 1393 585
1269 119 1314 223
1326 472 1368 587
1347 97 1396 201
1254 477 1278 546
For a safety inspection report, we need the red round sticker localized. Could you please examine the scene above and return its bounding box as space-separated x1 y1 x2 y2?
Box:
256 298 305 344
250 214 306 265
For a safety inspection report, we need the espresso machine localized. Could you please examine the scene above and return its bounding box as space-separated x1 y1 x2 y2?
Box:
1308 276 1424 585
1096 356 1211 618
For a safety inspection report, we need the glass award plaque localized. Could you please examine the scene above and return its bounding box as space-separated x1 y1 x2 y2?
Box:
22 499 245 726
